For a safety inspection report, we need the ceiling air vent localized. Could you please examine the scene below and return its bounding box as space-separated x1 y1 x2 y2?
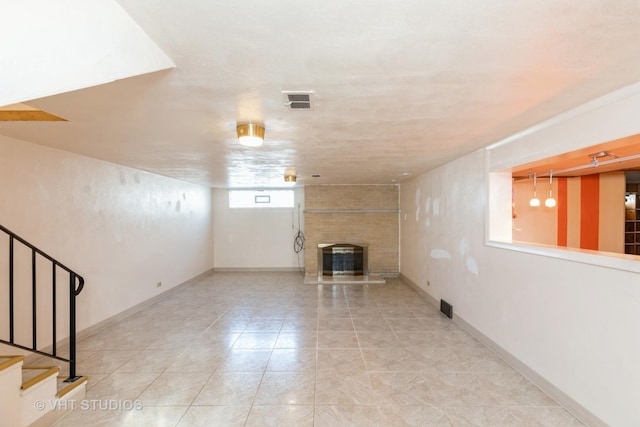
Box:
282 91 313 110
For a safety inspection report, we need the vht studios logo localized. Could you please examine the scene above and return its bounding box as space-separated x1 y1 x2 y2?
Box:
34 399 143 412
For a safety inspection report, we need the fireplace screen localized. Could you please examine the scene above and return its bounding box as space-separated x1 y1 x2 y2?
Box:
318 243 367 276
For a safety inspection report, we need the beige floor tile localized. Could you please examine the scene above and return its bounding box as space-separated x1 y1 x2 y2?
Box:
267 348 317 371
449 347 515 373
418 373 499 407
163 346 227 373
476 372 559 406
243 318 284 332
192 372 263 405
444 406 523 426
386 318 433 332
317 349 366 372
362 347 429 372
357 331 403 348
315 370 378 405
245 405 314 427
394 332 449 349
53 271 583 426
417 348 468 373
254 371 316 405
508 406 585 426
369 372 427 405
86 372 159 401
317 307 352 318
216 349 272 372
274 332 318 349
317 317 355 332
318 331 360 348
84 372 108 391
146 331 202 350
315 405 451 427
137 372 210 406
177 405 251 427
53 406 123 426
191 330 240 349
348 307 383 318
114 348 184 374
77 350 140 374
232 332 279 349
281 317 318 331
352 317 393 332
116 405 187 426
380 307 418 318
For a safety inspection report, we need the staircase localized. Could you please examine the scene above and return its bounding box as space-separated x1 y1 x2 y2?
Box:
1 224 87 426
0 356 87 426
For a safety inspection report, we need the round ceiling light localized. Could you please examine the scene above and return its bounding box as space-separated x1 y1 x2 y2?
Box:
236 123 265 147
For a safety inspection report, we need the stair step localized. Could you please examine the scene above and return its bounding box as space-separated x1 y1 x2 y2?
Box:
21 366 60 390
0 355 25 372
1 354 88 427
57 375 88 398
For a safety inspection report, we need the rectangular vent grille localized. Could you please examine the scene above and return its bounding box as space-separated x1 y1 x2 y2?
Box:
283 91 313 110
440 299 453 319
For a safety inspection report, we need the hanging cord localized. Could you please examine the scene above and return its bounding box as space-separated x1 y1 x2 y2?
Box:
294 230 305 253
293 203 305 253
293 203 305 276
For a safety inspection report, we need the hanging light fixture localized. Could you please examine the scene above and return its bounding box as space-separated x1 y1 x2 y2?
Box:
545 169 556 208
529 172 540 207
236 123 265 147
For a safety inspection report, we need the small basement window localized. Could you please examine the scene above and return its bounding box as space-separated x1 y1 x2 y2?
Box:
228 189 294 208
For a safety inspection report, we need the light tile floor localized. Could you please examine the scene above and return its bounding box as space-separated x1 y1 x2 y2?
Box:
42 272 582 426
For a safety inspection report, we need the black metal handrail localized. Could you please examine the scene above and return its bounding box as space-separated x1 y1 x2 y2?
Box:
0 224 84 382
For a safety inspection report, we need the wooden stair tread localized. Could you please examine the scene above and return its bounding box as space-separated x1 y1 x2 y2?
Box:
21 366 60 390
56 375 88 398
0 355 25 372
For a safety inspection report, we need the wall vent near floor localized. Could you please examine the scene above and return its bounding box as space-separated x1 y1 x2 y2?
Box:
440 299 453 319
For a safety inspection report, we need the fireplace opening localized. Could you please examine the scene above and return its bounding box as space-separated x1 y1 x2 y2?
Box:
318 243 368 276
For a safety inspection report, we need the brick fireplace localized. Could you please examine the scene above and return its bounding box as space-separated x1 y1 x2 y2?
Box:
304 185 399 277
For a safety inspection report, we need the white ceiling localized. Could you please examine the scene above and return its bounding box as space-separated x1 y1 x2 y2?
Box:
2 0 640 188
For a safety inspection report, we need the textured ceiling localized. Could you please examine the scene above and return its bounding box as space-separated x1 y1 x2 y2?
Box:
2 0 640 188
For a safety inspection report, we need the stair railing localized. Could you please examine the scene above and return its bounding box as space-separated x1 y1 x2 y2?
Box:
0 224 85 382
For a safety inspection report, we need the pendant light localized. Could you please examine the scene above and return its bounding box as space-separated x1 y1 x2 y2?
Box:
545 169 556 208
529 172 540 207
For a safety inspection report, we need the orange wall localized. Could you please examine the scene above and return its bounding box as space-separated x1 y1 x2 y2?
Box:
580 174 600 250
514 172 625 253
512 179 557 245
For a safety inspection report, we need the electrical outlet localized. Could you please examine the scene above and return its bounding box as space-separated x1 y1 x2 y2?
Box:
156 281 162 288
427 281 430 286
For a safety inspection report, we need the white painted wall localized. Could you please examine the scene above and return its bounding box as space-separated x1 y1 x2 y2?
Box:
0 0 174 106
212 188 305 270
0 135 213 336
400 84 640 426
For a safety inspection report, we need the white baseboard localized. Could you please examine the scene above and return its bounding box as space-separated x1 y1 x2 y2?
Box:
399 274 606 427
213 267 302 272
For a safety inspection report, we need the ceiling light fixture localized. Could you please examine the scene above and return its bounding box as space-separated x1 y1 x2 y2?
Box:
545 169 556 208
284 169 297 184
529 172 540 207
236 123 265 147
